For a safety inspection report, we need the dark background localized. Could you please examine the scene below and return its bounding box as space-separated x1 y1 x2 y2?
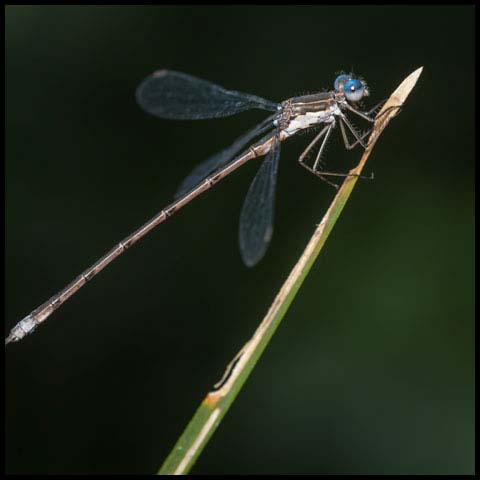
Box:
5 5 474 475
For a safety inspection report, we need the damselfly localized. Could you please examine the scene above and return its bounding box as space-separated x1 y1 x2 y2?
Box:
6 70 391 344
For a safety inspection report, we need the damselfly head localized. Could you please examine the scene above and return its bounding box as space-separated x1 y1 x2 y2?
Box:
334 73 369 102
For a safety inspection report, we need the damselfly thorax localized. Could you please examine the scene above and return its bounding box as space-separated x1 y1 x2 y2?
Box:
280 93 341 138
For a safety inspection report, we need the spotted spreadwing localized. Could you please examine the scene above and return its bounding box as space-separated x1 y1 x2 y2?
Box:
6 69 396 345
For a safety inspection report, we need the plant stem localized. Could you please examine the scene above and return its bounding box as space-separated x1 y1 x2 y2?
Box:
158 67 423 475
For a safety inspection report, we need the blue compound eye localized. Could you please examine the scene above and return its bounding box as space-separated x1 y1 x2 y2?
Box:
334 74 351 92
344 79 365 102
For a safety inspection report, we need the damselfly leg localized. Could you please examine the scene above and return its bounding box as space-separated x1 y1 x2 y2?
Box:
339 115 370 149
298 124 338 189
298 120 372 189
345 101 402 123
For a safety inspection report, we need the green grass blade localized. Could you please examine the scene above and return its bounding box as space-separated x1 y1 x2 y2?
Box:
158 67 423 475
